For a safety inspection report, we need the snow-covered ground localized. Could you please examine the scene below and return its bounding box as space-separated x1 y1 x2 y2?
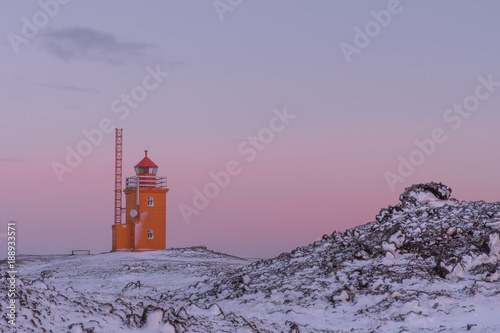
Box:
2 182 500 332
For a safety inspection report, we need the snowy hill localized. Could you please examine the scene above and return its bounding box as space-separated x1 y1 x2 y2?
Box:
2 183 500 332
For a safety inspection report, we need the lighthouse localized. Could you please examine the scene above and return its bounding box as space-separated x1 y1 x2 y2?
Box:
112 150 169 252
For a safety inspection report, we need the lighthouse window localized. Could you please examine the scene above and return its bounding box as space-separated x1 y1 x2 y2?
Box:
135 167 145 174
148 197 154 206
147 230 154 239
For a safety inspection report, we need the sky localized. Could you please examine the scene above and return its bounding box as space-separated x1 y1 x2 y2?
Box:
1 0 500 259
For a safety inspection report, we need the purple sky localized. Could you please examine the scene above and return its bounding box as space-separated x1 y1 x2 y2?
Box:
1 1 500 258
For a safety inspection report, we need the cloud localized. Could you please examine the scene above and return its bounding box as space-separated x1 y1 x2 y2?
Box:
38 83 99 94
39 27 163 65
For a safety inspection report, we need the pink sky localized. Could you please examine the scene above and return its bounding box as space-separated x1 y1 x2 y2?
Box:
1 1 500 258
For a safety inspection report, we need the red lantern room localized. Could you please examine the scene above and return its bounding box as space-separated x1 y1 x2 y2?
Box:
134 150 159 187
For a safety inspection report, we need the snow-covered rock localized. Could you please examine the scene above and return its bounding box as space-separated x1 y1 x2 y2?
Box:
2 183 500 332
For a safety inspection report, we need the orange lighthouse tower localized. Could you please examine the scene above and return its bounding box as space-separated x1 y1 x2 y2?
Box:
112 150 169 251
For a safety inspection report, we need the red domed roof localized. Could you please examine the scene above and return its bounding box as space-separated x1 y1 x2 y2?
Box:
134 150 158 168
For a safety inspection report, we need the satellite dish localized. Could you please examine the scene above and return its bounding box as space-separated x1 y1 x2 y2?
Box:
130 209 138 217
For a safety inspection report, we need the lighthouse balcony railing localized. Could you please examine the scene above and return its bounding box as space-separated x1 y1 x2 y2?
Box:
125 176 167 189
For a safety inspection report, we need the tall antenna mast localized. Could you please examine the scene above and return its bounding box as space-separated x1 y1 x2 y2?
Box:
114 128 123 224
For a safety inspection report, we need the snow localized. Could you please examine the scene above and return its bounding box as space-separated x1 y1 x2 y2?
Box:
447 226 457 236
489 233 500 257
241 274 251 285
388 230 405 248
2 182 500 332
406 190 457 208
382 241 397 255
